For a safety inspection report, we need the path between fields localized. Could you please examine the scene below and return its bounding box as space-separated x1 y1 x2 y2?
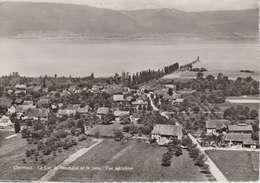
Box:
188 134 228 182
38 139 104 181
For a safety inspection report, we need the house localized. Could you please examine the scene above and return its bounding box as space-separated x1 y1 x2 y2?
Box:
36 99 50 108
33 86 42 92
7 90 13 94
16 105 36 118
113 95 124 102
67 104 80 111
173 98 184 103
57 109 76 117
113 111 130 121
0 97 13 108
224 133 255 148
8 106 16 114
68 85 76 93
164 84 176 90
77 106 90 114
97 107 109 116
13 98 24 105
206 119 231 134
0 116 13 129
151 124 183 145
132 100 148 110
15 84 27 90
24 108 49 120
227 124 253 133
23 100 34 106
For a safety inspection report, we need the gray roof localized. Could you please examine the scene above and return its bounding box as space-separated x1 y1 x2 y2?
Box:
114 111 130 117
97 107 109 115
152 124 182 137
113 95 124 101
225 133 254 145
228 124 253 132
206 120 231 129
0 97 13 107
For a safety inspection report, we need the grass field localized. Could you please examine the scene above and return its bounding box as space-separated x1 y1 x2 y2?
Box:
51 139 208 182
205 150 259 182
162 70 259 81
0 136 95 181
85 123 123 138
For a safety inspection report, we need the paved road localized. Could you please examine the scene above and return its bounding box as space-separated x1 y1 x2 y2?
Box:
39 139 104 181
188 134 228 182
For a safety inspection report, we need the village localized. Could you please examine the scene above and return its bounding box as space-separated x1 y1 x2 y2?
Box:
0 67 259 182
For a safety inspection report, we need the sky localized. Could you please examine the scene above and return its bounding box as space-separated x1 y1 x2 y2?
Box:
1 0 258 11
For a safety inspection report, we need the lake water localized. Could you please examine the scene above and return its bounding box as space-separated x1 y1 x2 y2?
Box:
0 39 258 77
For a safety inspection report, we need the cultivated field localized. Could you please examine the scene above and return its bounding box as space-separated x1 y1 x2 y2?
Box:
205 150 259 182
0 136 95 181
85 123 123 138
51 139 209 182
162 70 259 81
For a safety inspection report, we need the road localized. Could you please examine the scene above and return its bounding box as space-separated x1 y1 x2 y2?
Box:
39 138 104 181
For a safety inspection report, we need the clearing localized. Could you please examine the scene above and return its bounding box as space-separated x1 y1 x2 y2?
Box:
205 150 259 182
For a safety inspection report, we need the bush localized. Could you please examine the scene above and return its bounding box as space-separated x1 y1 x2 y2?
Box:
78 134 87 141
42 145 52 155
93 131 100 139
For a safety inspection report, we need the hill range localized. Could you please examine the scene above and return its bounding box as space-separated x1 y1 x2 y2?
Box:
0 2 258 38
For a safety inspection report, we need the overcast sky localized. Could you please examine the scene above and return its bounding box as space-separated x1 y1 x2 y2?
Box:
1 0 258 11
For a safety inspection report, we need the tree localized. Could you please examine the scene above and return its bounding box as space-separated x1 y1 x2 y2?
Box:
75 111 81 120
161 153 171 166
77 120 85 134
196 72 204 79
193 106 200 113
14 121 21 133
103 111 114 124
168 88 173 96
250 110 258 119
175 145 183 156
194 154 207 167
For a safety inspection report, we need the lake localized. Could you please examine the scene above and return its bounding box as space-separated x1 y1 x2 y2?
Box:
0 39 258 77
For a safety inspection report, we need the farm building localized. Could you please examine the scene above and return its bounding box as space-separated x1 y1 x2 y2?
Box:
151 124 182 145
224 133 256 148
206 119 231 134
227 124 253 133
